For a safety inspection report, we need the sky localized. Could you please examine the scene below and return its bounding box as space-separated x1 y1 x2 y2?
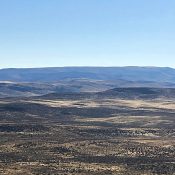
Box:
0 0 175 68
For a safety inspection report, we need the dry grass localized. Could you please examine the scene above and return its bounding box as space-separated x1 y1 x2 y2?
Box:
25 98 175 111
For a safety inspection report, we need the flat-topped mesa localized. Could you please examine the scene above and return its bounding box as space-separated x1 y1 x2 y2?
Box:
0 67 175 83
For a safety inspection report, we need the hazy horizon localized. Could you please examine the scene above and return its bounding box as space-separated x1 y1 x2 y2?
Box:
0 66 175 70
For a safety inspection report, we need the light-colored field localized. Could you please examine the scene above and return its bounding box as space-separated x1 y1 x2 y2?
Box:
24 98 175 110
76 115 171 124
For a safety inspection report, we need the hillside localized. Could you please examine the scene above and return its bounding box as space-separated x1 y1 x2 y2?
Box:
98 87 175 99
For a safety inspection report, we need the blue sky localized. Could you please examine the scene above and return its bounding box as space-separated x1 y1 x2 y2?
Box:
0 0 175 68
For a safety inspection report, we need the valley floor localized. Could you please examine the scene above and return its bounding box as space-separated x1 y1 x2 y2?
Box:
0 95 175 174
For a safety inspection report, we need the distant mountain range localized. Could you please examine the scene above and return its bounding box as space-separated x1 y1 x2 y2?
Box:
0 66 175 82
0 67 175 97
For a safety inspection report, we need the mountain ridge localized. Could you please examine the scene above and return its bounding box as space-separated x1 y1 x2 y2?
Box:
0 66 175 83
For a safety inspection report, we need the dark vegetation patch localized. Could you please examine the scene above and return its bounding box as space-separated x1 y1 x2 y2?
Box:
0 124 48 132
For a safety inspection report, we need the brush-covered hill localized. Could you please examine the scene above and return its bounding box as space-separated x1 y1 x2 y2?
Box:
97 87 175 99
38 87 175 100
